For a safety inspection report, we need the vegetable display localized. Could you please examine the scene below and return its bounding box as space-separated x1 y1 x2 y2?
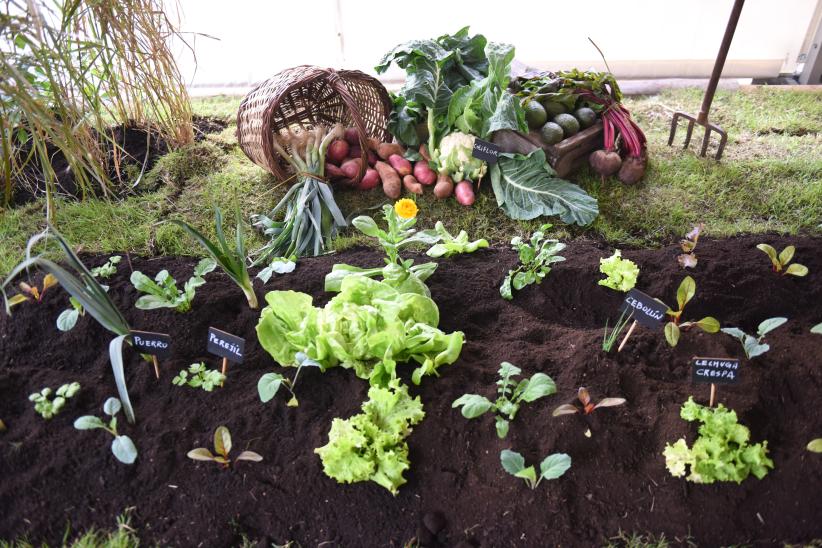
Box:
663 397 773 484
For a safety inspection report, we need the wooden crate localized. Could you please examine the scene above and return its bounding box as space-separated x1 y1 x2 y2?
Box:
492 121 603 178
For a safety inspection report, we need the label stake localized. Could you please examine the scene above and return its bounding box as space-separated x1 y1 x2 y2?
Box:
221 357 228 376
617 320 638 352
709 383 717 407
151 355 160 379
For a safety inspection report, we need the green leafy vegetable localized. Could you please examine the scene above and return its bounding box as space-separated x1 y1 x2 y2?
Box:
257 257 296 283
500 224 566 300
187 425 263 468
315 381 425 495
598 250 639 292
258 352 320 407
90 256 122 279
663 397 773 484
172 362 225 392
256 276 464 387
130 258 216 312
489 150 598 226
756 244 808 277
721 317 788 359
807 439 822 453
29 382 80 419
663 276 720 347
56 296 85 332
500 449 571 490
425 221 488 258
452 362 556 438
74 397 138 464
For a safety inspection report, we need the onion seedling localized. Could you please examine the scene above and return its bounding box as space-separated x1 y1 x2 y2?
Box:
721 317 787 359
757 244 808 277
663 276 720 347
74 398 138 464
602 310 632 352
500 449 571 490
553 387 626 417
187 426 262 468
29 382 80 419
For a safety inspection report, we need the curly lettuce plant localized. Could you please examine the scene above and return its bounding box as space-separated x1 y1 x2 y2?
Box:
598 250 638 292
663 397 773 484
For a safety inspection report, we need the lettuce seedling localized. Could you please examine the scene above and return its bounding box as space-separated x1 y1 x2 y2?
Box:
258 352 320 407
172 362 226 392
74 398 138 464
598 250 639 292
187 425 263 468
425 221 488 258
602 310 632 352
452 362 556 438
6 273 57 309
721 317 787 359
552 387 625 417
663 397 773 484
500 224 566 300
500 449 571 490
663 276 720 347
677 223 703 269
56 296 85 332
812 323 822 335
757 244 808 277
29 382 80 419
131 258 216 312
90 256 122 279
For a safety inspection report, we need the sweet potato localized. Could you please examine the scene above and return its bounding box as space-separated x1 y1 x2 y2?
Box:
413 161 437 185
419 143 431 162
403 174 423 195
454 180 475 206
326 139 349 165
325 163 346 180
344 127 360 147
367 150 378 167
374 141 405 161
388 154 412 177
433 173 454 200
340 158 362 180
375 161 401 199
358 168 381 190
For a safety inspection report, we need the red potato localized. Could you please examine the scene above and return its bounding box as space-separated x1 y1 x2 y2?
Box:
348 145 362 160
326 139 349 165
419 144 431 162
388 154 412 177
454 180 475 206
403 174 423 195
357 168 381 190
344 127 360 146
433 173 454 199
340 158 362 180
325 163 346 180
375 161 402 199
373 140 405 161
413 161 437 185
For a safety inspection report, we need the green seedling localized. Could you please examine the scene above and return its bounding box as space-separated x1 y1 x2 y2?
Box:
257 257 296 283
187 425 263 468
56 296 85 332
29 382 80 419
90 256 122 279
500 224 566 300
677 223 703 269
757 244 807 277
602 310 632 352
171 208 259 309
812 323 822 335
258 352 320 407
74 397 138 464
808 439 822 453
131 258 216 312
721 317 787 359
172 362 225 392
452 362 556 438
598 250 639 292
425 221 488 258
7 273 57 309
500 449 571 490
663 276 720 347
552 387 626 417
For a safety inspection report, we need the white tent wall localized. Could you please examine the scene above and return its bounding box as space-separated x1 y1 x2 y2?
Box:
170 0 818 90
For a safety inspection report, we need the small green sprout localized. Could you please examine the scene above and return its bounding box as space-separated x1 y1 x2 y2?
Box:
807 439 822 453
757 244 807 277
90 256 122 279
172 362 226 392
664 276 720 347
258 352 320 407
29 382 80 419
602 310 632 352
187 425 263 468
721 317 787 359
500 449 571 490
74 397 138 464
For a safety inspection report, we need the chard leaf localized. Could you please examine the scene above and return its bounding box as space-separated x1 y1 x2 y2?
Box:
676 276 696 310
665 322 680 347
756 244 779 269
489 150 598 226
807 439 822 452
778 246 795 266
187 448 216 461
785 263 808 277
695 317 720 333
235 450 263 462
214 426 232 457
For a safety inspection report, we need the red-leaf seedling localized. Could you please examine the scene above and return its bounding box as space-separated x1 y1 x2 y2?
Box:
187 426 262 469
678 223 704 269
553 387 626 417
757 244 808 277
7 273 57 308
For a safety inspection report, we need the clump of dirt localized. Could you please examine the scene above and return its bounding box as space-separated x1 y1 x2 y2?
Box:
0 235 820 546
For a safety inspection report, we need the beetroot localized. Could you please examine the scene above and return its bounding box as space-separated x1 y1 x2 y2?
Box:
589 150 622 176
413 161 437 185
618 155 646 184
326 140 349 165
454 180 475 206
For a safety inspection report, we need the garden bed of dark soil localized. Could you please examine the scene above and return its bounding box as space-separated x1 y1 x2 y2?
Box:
1 234 821 547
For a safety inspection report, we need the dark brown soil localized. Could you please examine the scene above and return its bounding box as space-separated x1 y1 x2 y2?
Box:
1 235 821 547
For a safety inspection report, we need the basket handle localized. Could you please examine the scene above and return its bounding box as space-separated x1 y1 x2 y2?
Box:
326 69 369 184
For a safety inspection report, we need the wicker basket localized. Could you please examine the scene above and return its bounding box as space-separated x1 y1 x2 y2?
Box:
237 65 392 183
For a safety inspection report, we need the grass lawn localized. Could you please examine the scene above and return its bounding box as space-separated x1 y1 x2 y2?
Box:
1 86 820 276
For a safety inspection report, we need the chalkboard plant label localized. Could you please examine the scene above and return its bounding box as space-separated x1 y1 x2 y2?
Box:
130 330 172 358
621 289 667 329
207 327 245 375
692 357 740 385
472 138 501 164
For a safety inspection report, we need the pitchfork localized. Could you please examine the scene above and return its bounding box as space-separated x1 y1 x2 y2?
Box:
668 0 745 160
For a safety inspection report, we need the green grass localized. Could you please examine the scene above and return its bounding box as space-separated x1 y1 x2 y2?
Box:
1 87 820 276
603 530 695 548
1 513 139 548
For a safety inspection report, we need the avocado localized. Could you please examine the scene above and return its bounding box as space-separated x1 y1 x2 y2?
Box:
539 122 564 145
540 100 568 117
553 113 580 137
574 107 597 129
524 101 548 130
